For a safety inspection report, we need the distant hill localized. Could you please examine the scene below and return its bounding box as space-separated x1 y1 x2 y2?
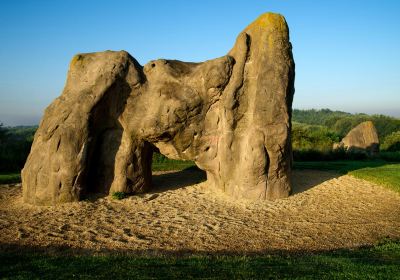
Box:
292 109 400 139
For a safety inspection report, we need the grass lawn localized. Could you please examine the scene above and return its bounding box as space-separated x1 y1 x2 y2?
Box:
1 240 400 279
0 173 20 184
293 160 400 194
152 160 195 171
293 160 388 173
349 164 400 193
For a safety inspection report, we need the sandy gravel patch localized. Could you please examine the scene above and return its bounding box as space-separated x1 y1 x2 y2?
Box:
1 169 399 254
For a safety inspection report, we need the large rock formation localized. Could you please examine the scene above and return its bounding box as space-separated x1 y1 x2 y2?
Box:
339 121 379 154
22 13 295 205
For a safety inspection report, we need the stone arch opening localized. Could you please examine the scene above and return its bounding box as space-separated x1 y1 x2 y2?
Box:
150 150 206 193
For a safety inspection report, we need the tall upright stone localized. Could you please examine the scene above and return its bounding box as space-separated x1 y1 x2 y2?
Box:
22 12 295 205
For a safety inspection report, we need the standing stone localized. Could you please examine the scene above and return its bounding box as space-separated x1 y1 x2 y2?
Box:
22 12 295 205
340 121 379 154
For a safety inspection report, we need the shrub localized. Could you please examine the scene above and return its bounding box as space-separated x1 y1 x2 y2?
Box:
379 151 400 162
292 123 340 153
292 148 368 161
381 131 400 152
111 192 127 200
0 125 36 172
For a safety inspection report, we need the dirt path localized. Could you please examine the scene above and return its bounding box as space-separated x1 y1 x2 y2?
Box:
1 169 399 254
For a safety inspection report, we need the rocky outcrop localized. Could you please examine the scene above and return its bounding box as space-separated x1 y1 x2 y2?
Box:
22 12 295 205
338 121 379 154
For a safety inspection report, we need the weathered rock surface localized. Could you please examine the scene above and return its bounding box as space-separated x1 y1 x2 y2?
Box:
22 13 295 205
339 121 379 154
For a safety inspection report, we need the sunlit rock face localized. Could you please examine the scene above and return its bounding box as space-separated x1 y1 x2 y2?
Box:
339 121 380 154
22 13 295 205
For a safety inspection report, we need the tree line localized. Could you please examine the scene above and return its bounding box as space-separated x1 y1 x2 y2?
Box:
1 109 400 172
292 109 400 160
293 109 400 139
0 124 36 172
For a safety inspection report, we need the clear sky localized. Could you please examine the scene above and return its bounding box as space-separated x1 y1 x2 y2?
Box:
0 0 399 126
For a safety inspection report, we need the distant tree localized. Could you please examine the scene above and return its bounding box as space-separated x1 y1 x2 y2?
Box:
292 109 350 126
0 125 37 172
332 116 369 137
0 122 6 143
291 122 340 152
371 115 400 140
381 131 400 152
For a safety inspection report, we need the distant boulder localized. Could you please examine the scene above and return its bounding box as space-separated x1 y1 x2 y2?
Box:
336 121 379 154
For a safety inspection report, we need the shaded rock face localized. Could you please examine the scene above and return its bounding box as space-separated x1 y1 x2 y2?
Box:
340 121 379 154
22 13 295 205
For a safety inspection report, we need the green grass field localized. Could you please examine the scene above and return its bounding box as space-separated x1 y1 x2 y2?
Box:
0 173 20 184
294 160 400 194
152 160 194 171
1 159 400 279
349 164 400 193
1 240 400 279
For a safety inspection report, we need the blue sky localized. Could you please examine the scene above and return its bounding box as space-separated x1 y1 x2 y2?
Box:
0 0 399 126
